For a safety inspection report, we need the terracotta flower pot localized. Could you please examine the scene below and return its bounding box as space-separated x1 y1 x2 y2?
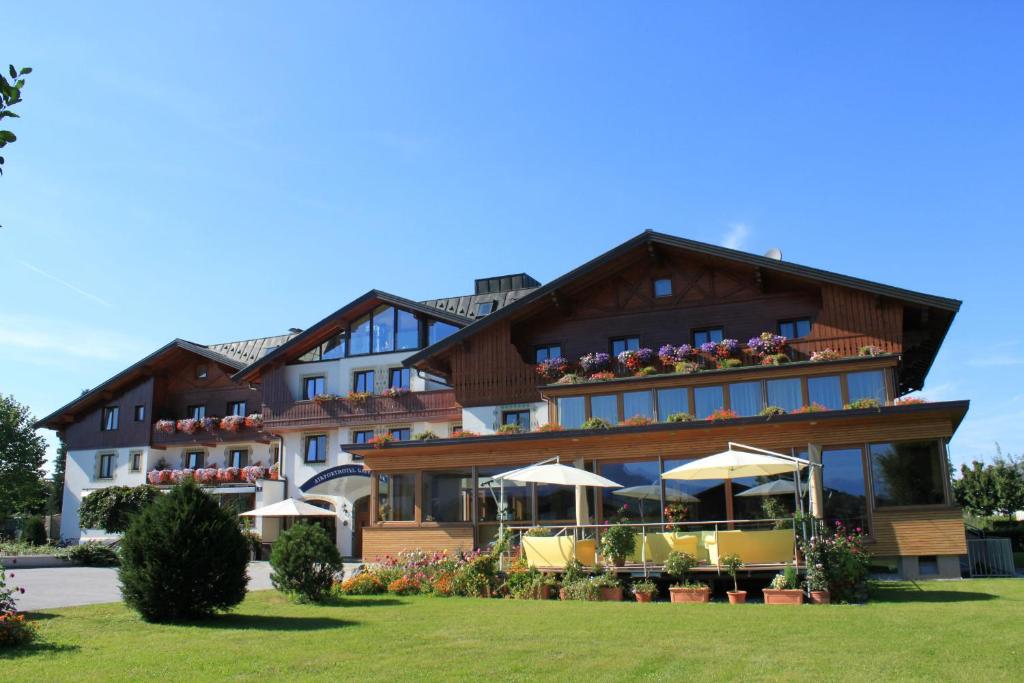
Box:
599 587 623 602
762 589 805 605
809 590 831 605
727 590 747 604
669 586 711 604
536 585 553 600
634 591 655 603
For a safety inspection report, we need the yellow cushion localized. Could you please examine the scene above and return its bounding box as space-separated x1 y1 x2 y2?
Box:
642 533 699 563
522 536 596 569
706 529 795 565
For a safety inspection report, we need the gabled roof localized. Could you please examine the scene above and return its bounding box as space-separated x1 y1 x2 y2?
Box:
404 229 962 374
420 287 537 321
232 290 475 383
35 339 247 430
208 333 297 365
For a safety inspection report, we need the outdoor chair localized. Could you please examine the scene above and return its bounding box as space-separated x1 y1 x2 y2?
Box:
522 536 596 569
705 528 794 565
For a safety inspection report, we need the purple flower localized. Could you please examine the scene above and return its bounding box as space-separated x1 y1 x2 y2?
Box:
578 352 611 374
699 341 717 355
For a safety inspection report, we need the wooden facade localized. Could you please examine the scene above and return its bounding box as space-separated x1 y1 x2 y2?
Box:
61 377 156 451
362 526 475 562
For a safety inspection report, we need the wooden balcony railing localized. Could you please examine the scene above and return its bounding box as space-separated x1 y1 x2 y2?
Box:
151 424 270 447
264 389 462 429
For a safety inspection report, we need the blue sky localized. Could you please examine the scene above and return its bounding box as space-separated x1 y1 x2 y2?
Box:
3 3 1022 472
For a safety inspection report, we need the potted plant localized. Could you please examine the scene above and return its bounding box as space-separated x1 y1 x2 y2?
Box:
664 551 709 603
722 553 746 604
762 566 804 605
535 573 558 600
535 356 570 382
805 565 831 604
581 417 612 430
268 462 279 480
632 578 658 603
155 419 176 434
591 569 624 601
244 413 264 430
578 352 612 376
600 522 636 567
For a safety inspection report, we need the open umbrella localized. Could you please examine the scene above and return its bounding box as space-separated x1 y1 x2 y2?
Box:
611 484 698 522
735 479 799 498
240 498 337 518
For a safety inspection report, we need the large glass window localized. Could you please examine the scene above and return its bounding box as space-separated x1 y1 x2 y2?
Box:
600 460 661 521
427 320 459 345
349 313 372 355
477 466 531 523
732 474 799 521
228 449 248 468
537 484 576 521
821 447 868 527
422 469 473 522
870 441 945 507
557 396 585 429
767 378 802 413
591 395 618 424
396 309 419 350
729 381 764 417
664 458 726 522
622 391 654 421
848 370 887 404
372 306 396 353
808 375 842 410
694 385 725 419
657 387 689 421
321 333 346 360
378 473 415 521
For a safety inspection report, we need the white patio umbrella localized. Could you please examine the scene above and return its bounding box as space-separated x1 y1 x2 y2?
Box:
735 479 799 498
240 498 337 518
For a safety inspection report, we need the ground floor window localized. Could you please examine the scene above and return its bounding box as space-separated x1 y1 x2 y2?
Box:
129 451 142 472
599 460 660 521
869 440 945 507
98 453 115 479
476 466 531 523
821 446 868 528
421 469 472 522
378 473 415 521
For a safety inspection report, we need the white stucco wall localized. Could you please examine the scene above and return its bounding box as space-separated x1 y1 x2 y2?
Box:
281 351 440 398
461 402 548 434
61 446 150 541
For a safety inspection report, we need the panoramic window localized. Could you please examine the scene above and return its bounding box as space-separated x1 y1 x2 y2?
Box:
320 333 346 360
396 309 419 350
352 430 374 444
422 469 472 522
302 376 325 400
502 410 531 431
653 278 672 298
693 385 725 419
388 367 410 390
610 337 640 356
228 449 248 468
389 427 411 442
101 406 119 431
622 390 654 421
692 327 724 346
591 395 618 424
427 319 459 345
778 318 812 339
870 441 945 507
600 459 661 520
557 396 585 429
227 400 247 417
535 344 562 363
133 404 145 422
657 387 689 420
807 375 842 410
304 434 327 463
848 370 887 404
476 301 496 316
185 450 204 469
378 473 415 521
130 452 142 472
353 370 375 393
349 313 372 355
663 457 726 521
98 453 115 479
372 306 396 353
537 482 577 521
187 404 206 420
766 377 803 413
729 381 764 417
821 447 868 527
476 465 532 523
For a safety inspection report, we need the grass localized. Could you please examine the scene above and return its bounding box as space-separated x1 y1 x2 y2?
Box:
5 580 1023 681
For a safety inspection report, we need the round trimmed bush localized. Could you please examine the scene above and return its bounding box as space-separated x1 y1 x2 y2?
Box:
23 516 46 546
119 481 249 622
270 521 342 603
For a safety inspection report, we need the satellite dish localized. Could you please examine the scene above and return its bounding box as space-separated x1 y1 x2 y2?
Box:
764 247 783 261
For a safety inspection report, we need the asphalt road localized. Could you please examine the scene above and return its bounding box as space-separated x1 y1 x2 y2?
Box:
11 561 275 611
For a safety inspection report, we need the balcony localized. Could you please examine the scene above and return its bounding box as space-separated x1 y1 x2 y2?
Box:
151 416 270 448
264 389 462 429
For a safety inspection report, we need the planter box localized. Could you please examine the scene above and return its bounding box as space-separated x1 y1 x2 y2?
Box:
669 586 711 603
598 587 623 602
727 590 747 605
809 590 831 605
634 591 655 603
763 589 805 605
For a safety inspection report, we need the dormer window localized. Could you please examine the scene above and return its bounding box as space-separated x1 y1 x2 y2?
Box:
778 317 812 339
653 278 672 298
476 301 496 316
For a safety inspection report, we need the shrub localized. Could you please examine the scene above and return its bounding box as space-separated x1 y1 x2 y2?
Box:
119 481 249 621
721 553 743 592
339 572 386 595
1 565 23 613
800 521 870 603
0 612 36 649
497 423 522 434
412 430 439 441
387 576 421 595
271 521 343 603
632 578 658 596
663 551 697 582
599 524 636 564
581 417 611 430
560 579 598 601
845 398 881 410
672 361 700 375
60 541 120 567
505 559 543 599
759 405 787 417
79 485 161 533
859 345 883 357
22 516 46 546
666 412 695 423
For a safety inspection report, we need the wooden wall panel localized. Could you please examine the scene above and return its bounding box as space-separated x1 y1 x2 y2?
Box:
362 526 475 561
448 319 539 407
153 361 258 421
870 508 967 556
63 377 155 450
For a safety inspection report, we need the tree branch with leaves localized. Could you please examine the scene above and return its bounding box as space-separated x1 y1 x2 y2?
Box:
0 64 32 176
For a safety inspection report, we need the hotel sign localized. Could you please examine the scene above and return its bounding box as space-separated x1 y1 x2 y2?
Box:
299 464 370 493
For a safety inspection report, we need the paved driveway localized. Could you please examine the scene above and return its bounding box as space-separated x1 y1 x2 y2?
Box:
11 561 274 611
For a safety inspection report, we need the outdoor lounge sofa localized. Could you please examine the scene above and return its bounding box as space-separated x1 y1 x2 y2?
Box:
705 528 795 565
522 536 596 569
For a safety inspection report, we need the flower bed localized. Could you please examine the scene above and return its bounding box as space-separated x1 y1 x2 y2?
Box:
147 465 270 485
156 414 263 435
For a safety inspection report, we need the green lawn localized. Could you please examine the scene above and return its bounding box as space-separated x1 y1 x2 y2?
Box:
5 580 1023 681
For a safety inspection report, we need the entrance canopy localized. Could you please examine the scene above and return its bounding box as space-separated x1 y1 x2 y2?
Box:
240 498 337 518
